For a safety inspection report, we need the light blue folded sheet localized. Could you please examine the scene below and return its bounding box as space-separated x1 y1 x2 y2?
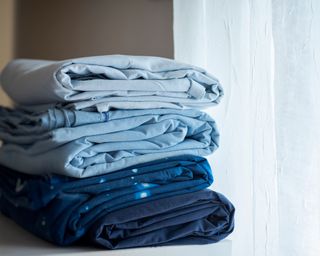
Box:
0 107 219 178
0 55 223 111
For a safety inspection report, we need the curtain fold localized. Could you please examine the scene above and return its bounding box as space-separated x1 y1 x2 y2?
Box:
272 1 320 256
174 0 320 256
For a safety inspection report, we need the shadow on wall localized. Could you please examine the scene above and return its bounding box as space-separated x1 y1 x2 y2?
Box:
0 0 173 106
0 0 14 106
14 0 174 60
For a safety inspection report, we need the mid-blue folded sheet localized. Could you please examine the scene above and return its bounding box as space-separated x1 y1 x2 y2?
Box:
0 156 214 245
0 107 219 178
0 55 223 111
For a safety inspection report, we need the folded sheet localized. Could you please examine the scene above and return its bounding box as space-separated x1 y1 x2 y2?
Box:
89 189 234 249
0 108 219 178
0 156 214 245
0 55 223 111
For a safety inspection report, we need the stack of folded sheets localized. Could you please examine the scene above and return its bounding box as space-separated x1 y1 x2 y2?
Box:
0 55 234 249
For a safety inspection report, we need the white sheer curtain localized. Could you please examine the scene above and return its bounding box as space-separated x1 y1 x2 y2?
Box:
174 1 320 256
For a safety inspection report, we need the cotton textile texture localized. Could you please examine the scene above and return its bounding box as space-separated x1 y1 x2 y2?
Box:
89 189 235 249
0 55 223 111
0 107 219 178
0 156 215 245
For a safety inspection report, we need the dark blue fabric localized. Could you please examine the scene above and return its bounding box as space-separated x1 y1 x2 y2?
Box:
0 155 213 245
89 189 235 249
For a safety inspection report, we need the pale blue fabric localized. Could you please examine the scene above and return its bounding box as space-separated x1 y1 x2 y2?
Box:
0 107 219 178
0 55 223 111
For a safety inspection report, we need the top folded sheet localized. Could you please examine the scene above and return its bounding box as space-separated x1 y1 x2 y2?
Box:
0 55 223 111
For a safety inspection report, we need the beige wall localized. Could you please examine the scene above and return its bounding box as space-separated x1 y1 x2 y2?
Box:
15 0 173 60
0 0 15 106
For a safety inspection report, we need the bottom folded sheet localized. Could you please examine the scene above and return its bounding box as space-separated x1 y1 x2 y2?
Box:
0 156 214 245
88 189 235 249
0 156 234 249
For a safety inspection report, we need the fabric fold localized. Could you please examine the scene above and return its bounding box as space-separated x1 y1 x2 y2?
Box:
89 189 235 249
0 55 223 111
0 107 219 178
0 156 214 245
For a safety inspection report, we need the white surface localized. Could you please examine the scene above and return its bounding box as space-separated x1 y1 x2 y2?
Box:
0 214 232 256
174 1 278 256
174 1 320 256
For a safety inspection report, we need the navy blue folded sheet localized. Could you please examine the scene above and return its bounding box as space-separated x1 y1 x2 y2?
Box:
0 155 213 245
88 189 235 249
